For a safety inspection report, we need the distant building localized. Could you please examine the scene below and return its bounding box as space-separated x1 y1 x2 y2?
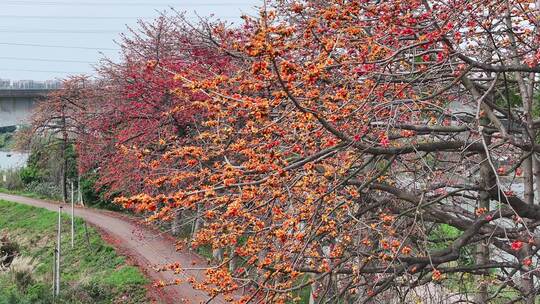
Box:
0 79 61 90
0 79 11 89
44 80 61 89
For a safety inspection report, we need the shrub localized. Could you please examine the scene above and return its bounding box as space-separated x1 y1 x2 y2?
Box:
8 256 37 292
70 281 110 302
80 173 121 211
0 170 24 191
25 283 53 304
19 166 41 185
24 181 62 200
85 282 110 300
0 235 20 269
0 132 14 150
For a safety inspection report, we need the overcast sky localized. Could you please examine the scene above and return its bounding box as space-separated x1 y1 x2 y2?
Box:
0 0 259 81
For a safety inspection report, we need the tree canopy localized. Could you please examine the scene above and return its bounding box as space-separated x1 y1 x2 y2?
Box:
32 1 540 303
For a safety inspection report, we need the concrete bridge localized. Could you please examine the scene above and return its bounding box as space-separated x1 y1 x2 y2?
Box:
0 89 53 128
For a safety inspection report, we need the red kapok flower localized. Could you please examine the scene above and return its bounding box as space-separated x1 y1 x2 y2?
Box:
379 134 390 147
511 240 523 251
401 246 412 255
432 269 442 281
475 207 487 216
523 258 532 267
437 52 444 62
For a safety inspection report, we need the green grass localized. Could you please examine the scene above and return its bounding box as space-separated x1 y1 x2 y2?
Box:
0 199 149 304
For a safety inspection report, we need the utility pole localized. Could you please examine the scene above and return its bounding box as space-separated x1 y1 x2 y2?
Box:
71 181 74 248
52 248 56 297
77 173 91 247
77 174 84 207
56 206 62 296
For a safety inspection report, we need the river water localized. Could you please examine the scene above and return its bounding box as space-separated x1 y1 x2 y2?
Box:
0 151 28 170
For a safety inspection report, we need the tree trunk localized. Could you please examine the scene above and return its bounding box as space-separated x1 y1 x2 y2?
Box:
533 157 540 204
228 247 237 273
171 209 182 236
519 70 536 304
212 247 224 263
519 113 536 304
191 204 203 241
309 273 319 304
475 156 490 303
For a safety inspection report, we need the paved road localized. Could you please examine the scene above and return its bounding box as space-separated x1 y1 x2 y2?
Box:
0 193 227 304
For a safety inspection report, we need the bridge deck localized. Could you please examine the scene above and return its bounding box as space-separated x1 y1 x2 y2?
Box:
0 89 54 98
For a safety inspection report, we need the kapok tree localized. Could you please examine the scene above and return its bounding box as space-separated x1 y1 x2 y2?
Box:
109 1 540 303
25 76 94 202
78 15 225 197
78 14 236 239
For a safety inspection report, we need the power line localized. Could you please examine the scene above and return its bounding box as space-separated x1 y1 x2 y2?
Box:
0 29 121 34
0 68 89 74
0 42 119 51
0 15 155 20
0 56 94 63
0 15 240 20
4 1 249 6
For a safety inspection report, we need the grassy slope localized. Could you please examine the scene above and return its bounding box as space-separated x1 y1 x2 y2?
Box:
0 199 149 304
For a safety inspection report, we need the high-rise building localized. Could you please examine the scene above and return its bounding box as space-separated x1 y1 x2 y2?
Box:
0 79 10 89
